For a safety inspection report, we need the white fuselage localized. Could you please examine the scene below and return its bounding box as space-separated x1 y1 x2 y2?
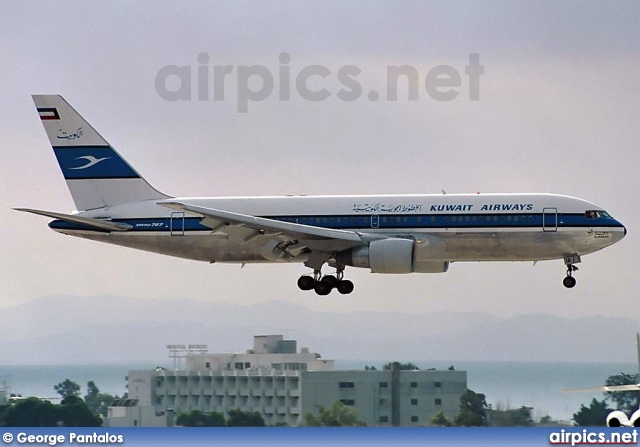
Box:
51 193 626 267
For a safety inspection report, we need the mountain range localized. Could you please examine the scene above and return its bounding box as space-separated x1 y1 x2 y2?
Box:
1 295 637 364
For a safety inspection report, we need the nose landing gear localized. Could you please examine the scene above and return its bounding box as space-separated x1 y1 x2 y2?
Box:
563 255 581 288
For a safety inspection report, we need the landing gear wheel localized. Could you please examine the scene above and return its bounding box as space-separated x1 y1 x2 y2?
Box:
563 276 576 288
336 280 354 295
321 275 339 288
314 281 332 296
297 275 315 291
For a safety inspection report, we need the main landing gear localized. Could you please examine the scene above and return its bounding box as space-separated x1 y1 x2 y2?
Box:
563 255 581 288
297 268 354 295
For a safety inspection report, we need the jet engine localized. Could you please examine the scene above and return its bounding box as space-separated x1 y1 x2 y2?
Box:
336 238 415 273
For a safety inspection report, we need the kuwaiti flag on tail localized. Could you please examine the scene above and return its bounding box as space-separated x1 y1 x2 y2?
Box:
37 108 60 120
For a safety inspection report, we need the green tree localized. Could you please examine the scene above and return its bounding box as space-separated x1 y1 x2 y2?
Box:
489 406 533 427
429 410 452 427
176 410 226 427
455 389 488 426
0 405 8 426
383 362 419 371
1 398 59 427
303 401 367 427
573 398 611 427
604 373 639 414
58 395 102 427
226 409 266 427
84 381 118 417
538 415 557 426
54 379 81 399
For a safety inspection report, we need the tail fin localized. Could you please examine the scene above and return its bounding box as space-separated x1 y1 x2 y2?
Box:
32 95 169 211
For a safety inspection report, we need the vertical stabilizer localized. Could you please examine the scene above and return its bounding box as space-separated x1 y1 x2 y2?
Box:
32 95 169 210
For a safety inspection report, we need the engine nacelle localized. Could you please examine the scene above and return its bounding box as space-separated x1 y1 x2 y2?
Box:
337 238 415 274
607 410 630 427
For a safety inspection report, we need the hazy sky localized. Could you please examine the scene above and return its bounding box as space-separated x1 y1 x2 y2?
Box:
1 1 639 322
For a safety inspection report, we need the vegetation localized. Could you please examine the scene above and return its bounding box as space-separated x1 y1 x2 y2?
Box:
0 396 101 427
303 401 366 427
1 398 59 427
58 395 102 427
227 409 266 427
84 381 118 417
175 409 265 427
489 406 533 427
604 373 639 414
176 410 226 427
0 379 122 427
54 379 81 399
382 362 420 371
429 410 452 427
455 389 488 426
572 399 611 427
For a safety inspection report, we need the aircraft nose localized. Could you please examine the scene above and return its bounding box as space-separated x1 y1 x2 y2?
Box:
614 222 627 243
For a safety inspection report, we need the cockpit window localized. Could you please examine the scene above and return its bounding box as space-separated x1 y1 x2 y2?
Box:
585 210 610 219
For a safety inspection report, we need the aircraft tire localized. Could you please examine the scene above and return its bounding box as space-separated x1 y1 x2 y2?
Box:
314 281 332 296
297 275 315 291
337 280 354 295
321 275 339 288
563 276 576 288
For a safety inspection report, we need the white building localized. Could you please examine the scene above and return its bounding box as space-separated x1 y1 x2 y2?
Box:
105 335 466 427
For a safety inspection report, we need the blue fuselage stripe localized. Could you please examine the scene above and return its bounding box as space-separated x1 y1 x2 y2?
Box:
48 213 624 232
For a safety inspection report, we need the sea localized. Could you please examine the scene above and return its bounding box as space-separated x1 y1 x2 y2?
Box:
0 361 635 424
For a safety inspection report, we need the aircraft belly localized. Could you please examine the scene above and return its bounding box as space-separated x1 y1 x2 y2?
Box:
70 232 249 262
427 229 608 262
62 227 617 266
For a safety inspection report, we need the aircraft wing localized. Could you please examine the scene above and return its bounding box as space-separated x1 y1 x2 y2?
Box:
563 384 640 393
15 208 132 232
158 201 364 243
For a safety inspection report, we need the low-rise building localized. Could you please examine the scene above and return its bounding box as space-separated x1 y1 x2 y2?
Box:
105 335 466 427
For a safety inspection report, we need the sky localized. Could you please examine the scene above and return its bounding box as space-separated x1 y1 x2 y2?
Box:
1 1 639 323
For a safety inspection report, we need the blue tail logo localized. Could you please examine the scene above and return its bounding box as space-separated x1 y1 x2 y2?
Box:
69 155 111 170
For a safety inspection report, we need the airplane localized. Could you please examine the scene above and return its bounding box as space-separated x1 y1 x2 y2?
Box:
565 333 640 427
17 95 627 295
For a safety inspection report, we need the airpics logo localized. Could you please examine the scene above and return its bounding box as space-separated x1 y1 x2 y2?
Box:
155 52 484 112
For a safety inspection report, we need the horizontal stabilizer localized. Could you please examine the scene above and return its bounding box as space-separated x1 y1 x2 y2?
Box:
158 201 363 243
15 208 132 232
